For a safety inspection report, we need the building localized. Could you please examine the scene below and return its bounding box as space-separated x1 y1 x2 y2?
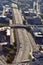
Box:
0 27 10 45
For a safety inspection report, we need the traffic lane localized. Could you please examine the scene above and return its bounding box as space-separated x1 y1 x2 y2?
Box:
21 29 32 61
13 29 31 63
13 29 25 63
12 7 23 24
28 32 39 50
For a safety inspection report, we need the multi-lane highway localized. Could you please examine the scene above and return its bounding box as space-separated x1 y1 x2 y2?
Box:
11 3 39 65
12 3 31 63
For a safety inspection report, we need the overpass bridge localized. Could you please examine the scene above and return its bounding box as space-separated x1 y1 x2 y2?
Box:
9 24 43 29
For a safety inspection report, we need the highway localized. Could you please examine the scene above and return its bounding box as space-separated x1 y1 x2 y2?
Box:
11 3 39 65
12 3 31 63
